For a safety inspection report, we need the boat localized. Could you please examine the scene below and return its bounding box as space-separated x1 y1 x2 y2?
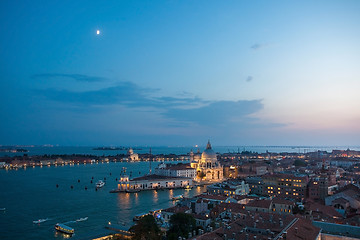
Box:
0 208 5 211
33 218 49 224
172 194 184 201
55 223 74 235
76 217 88 222
96 180 105 188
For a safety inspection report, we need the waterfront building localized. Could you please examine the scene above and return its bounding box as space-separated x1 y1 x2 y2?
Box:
190 141 223 182
127 148 139 161
117 175 193 191
155 162 196 179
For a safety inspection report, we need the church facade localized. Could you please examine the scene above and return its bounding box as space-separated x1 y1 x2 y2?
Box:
190 141 223 182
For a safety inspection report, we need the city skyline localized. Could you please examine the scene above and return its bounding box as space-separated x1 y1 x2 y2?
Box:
1 1 360 146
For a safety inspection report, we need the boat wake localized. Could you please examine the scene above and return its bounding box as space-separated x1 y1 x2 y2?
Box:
76 217 88 222
62 220 77 224
33 218 49 224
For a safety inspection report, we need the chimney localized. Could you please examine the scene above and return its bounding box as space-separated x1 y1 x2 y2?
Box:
295 227 298 234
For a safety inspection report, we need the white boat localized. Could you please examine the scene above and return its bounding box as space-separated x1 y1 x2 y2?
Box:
96 180 105 188
76 217 88 222
172 194 183 201
33 218 49 224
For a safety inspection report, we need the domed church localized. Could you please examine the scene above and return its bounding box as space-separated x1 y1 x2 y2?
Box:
190 141 223 181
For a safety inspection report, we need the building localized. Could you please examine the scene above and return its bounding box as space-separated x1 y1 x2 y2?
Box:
117 175 193 192
190 141 223 182
191 212 321 240
161 205 191 223
207 180 249 196
262 173 309 200
245 176 264 195
127 148 139 161
154 163 196 179
325 184 360 216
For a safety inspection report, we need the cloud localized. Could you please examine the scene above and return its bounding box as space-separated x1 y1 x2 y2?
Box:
33 73 275 137
32 73 107 82
164 100 264 126
35 81 207 109
250 43 262 50
246 76 253 82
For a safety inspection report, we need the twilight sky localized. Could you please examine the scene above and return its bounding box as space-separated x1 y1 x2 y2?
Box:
1 0 360 146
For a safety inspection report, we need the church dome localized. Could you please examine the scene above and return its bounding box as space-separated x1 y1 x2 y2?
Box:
201 141 217 161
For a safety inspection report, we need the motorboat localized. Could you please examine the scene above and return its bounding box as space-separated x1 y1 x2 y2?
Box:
96 180 105 188
172 194 184 201
55 223 74 235
33 218 49 224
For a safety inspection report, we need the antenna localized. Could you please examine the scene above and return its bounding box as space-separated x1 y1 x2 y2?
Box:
149 147 152 175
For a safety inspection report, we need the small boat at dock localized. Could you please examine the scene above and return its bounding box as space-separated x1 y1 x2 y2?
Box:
55 223 74 235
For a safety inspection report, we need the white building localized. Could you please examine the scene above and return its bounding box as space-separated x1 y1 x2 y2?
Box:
190 141 223 182
117 175 193 192
127 148 139 161
155 163 196 179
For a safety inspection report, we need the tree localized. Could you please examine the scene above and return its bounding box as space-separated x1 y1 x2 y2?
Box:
167 213 196 240
129 215 161 240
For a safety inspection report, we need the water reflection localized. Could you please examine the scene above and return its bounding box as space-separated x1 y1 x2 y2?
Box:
152 190 158 204
117 193 131 209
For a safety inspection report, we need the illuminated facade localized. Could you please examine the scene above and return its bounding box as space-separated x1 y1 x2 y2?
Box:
117 175 193 192
190 141 223 181
127 148 139 161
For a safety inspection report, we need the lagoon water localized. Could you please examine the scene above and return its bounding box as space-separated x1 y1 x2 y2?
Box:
0 161 206 240
2 145 360 158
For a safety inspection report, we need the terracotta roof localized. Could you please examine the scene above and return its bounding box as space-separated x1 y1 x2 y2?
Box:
192 212 296 240
162 206 190 213
167 164 194 170
246 199 272 209
198 193 228 201
272 197 295 205
305 201 343 219
283 218 321 240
